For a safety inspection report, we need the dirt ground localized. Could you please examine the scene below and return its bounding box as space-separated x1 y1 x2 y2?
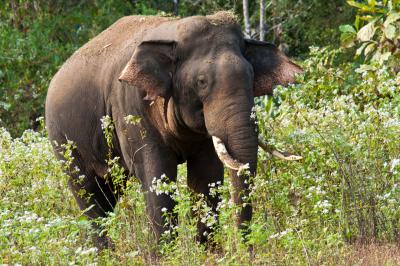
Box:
346 243 400 266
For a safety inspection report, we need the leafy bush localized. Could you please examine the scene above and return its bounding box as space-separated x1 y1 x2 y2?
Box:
340 0 400 67
0 1 155 136
0 128 98 264
259 47 400 246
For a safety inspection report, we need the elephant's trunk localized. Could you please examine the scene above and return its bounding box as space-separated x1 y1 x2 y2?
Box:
206 102 258 229
225 110 258 172
225 110 258 229
205 98 258 173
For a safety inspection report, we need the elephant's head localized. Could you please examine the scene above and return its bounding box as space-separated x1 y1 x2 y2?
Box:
118 12 302 173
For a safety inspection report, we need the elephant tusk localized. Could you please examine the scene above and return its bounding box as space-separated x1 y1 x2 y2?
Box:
212 136 248 171
258 136 303 161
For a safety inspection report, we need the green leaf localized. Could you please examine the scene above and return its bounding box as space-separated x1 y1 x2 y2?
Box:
263 96 273 116
357 21 376 42
368 0 377 7
384 24 397 39
347 0 369 9
339 24 356 33
339 25 357 48
340 31 356 48
359 15 374 21
355 15 361 30
347 0 384 12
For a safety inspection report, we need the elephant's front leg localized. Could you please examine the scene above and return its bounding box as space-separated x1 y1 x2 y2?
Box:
187 140 224 244
133 143 178 241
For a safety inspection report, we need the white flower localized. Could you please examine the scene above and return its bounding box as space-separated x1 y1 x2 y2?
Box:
100 115 114 130
237 163 250 176
390 159 400 172
269 229 292 239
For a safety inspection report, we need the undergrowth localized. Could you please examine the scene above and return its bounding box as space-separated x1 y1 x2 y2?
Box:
1 48 400 265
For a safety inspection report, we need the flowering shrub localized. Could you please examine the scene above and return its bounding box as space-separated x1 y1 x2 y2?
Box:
0 129 98 264
257 46 400 249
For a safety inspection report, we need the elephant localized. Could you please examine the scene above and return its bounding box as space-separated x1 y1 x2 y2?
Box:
45 11 302 249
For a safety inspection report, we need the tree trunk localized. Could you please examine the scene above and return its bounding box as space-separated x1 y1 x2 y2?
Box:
173 0 179 16
243 0 251 38
259 0 266 41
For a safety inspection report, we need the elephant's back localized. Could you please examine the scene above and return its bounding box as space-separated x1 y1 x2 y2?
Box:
46 15 177 117
74 15 176 62
46 15 176 123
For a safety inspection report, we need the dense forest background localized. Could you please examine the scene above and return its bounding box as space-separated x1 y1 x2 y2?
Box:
2 0 400 265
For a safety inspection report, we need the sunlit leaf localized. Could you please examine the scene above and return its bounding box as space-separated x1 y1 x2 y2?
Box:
379 51 392 62
347 0 370 9
384 24 397 39
359 15 374 21
384 12 400 27
354 64 376 73
356 42 368 55
364 42 376 56
347 0 384 12
339 24 356 33
368 0 377 8
355 15 361 30
357 21 376 42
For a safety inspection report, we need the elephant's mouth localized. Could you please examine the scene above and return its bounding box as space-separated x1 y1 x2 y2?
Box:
211 135 302 171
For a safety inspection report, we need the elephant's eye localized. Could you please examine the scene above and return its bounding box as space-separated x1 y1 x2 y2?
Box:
197 75 207 88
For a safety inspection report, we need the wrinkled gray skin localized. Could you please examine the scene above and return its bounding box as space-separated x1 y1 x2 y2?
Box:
45 13 302 249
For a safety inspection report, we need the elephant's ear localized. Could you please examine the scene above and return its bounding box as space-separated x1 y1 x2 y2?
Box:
118 40 176 101
244 39 303 96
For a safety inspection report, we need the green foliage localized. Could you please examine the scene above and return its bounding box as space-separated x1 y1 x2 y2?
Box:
0 0 156 136
265 0 355 56
258 47 400 246
0 129 97 264
340 0 400 66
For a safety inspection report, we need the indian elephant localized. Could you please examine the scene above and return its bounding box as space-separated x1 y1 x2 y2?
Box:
45 11 302 249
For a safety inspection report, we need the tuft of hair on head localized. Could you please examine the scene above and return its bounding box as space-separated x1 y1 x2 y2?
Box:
206 10 238 26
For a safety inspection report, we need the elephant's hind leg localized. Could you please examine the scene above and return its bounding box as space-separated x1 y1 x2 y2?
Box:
66 154 120 250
